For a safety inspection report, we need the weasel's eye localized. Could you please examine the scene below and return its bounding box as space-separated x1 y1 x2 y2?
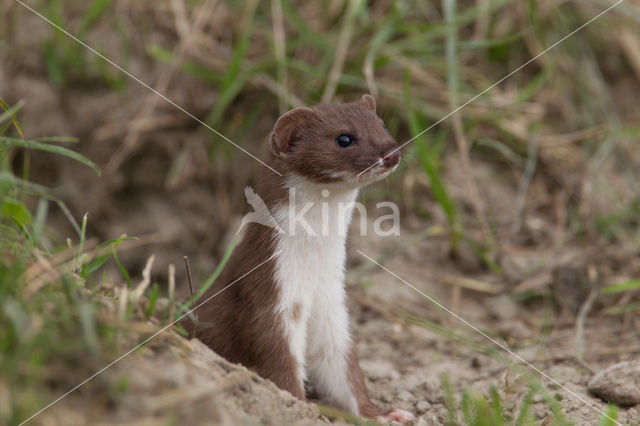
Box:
336 134 356 148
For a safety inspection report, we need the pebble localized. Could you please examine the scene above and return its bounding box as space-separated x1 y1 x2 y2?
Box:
588 361 640 406
397 390 413 401
360 359 401 380
381 393 393 403
415 400 431 414
413 418 429 426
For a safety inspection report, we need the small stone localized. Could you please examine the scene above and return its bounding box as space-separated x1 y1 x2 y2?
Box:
397 390 413 401
588 361 640 406
415 400 431 414
414 418 429 426
381 393 393 403
360 359 400 380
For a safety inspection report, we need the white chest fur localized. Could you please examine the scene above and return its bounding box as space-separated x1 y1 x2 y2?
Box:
271 176 361 414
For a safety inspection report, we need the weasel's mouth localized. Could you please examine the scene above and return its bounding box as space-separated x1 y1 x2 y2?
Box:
372 152 401 175
376 160 399 176
353 155 401 182
355 150 401 174
373 159 397 175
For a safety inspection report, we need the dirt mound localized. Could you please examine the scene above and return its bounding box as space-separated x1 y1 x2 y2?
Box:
42 335 325 426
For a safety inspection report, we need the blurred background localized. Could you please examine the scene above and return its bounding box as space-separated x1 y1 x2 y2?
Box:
2 0 640 424
1 0 638 284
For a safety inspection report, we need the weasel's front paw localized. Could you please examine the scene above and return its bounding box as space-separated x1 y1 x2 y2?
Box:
376 408 415 424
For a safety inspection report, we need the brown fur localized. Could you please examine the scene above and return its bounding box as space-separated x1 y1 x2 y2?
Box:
348 345 384 418
186 95 400 417
291 302 302 323
189 218 305 399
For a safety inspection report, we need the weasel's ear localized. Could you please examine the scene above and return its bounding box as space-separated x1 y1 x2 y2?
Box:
361 94 376 112
270 107 315 159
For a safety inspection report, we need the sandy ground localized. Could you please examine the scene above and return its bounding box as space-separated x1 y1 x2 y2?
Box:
36 253 640 425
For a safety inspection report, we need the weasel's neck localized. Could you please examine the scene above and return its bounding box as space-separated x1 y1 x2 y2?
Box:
274 175 359 238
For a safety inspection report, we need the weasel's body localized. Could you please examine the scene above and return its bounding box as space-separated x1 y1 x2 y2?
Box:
190 96 412 422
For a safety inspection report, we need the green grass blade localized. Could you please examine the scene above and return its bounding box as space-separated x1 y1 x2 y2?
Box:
78 0 113 35
176 238 239 320
81 253 112 279
1 199 33 228
32 136 78 143
147 45 223 86
0 136 100 175
32 199 49 244
604 302 640 315
145 283 160 319
444 0 459 108
403 70 461 247
597 404 619 426
76 213 88 272
540 390 571 426
489 386 503 424
0 172 48 196
515 384 536 426
602 279 640 294
79 302 100 355
55 199 82 238
0 99 25 138
112 244 131 287
96 235 137 249
461 391 474 424
280 0 330 51
440 373 458 426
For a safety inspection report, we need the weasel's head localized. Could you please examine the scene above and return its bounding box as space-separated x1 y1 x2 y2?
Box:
269 95 400 186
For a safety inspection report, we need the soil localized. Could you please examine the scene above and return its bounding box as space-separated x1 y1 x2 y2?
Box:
3 5 640 425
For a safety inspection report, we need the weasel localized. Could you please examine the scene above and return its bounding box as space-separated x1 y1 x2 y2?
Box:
189 95 413 423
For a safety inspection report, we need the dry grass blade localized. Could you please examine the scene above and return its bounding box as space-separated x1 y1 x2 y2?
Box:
170 0 190 38
168 263 176 320
512 134 539 234
118 286 129 323
184 255 198 335
252 73 304 108
271 0 288 113
321 0 362 103
105 0 218 175
575 267 598 360
132 255 156 301
94 113 192 142
383 46 446 91
24 250 63 297
436 272 503 294
617 28 640 81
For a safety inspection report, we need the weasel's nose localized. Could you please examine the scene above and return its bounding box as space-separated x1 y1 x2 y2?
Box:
382 149 401 167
